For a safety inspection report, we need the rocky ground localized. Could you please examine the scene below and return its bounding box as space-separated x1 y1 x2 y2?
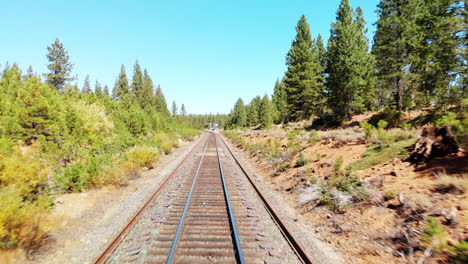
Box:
223 119 467 263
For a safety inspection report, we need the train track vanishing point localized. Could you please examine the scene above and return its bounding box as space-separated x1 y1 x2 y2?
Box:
96 132 314 264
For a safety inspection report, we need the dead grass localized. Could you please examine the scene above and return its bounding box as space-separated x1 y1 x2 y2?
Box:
434 171 468 194
318 127 364 143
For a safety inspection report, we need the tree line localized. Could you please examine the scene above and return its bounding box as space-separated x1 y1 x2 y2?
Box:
226 0 467 128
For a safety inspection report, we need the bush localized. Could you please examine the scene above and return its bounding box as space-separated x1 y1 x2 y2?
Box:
308 130 321 144
409 194 433 212
125 145 160 168
383 189 397 201
368 108 404 128
347 139 414 171
295 153 308 167
0 143 49 199
434 173 468 194
435 112 466 134
0 187 51 250
421 216 447 253
448 240 468 264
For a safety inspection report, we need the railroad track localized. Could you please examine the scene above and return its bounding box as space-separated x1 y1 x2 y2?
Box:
96 132 313 264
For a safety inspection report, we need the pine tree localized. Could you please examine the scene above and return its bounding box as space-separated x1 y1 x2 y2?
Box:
414 0 463 108
171 101 178 117
140 69 154 108
246 96 262 126
259 94 274 128
103 85 110 96
113 64 129 100
45 38 74 90
181 104 187 116
82 75 92 94
95 81 102 96
372 0 421 110
272 78 288 124
226 98 247 128
316 34 327 70
131 60 143 96
26 66 35 79
155 85 170 116
353 6 377 111
284 15 324 121
326 0 375 121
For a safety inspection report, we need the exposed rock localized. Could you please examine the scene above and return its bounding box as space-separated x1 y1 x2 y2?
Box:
298 185 321 205
407 126 459 163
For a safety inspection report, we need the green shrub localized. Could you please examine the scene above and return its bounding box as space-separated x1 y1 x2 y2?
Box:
448 240 468 264
0 187 51 250
347 139 414 171
421 216 447 253
308 130 321 144
125 145 160 167
296 153 308 167
368 108 404 128
334 156 345 175
279 162 292 172
0 143 49 199
383 189 397 201
436 112 466 134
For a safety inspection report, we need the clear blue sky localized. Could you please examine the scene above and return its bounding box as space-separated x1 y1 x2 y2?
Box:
1 0 380 114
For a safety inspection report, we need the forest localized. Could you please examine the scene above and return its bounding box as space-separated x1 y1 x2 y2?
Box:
225 0 467 129
0 39 199 249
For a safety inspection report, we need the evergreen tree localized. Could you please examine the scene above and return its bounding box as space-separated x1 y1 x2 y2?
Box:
171 101 178 117
414 0 464 108
155 85 170 116
284 15 324 121
82 75 92 94
246 96 262 126
272 78 288 124
326 0 375 121
372 0 421 110
26 65 35 79
140 69 154 108
226 98 247 128
316 34 327 70
131 60 143 96
95 81 102 96
259 94 274 128
103 85 110 96
113 64 129 100
181 104 187 116
45 38 74 90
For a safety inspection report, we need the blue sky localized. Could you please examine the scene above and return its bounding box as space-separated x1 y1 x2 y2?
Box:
1 0 380 114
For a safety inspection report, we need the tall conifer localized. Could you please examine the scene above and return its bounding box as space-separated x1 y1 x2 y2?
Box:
45 38 74 90
82 75 92 94
372 0 420 110
284 15 324 121
326 0 375 121
113 64 129 100
272 78 288 124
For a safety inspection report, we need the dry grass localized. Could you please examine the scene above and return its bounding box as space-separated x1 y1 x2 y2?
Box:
408 194 433 212
318 127 364 143
434 171 468 194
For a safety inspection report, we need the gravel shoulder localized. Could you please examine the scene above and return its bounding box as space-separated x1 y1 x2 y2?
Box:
7 136 201 264
220 133 346 264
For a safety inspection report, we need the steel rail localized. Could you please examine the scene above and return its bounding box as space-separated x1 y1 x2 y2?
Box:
217 133 315 264
94 134 208 264
214 135 246 264
165 139 209 264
